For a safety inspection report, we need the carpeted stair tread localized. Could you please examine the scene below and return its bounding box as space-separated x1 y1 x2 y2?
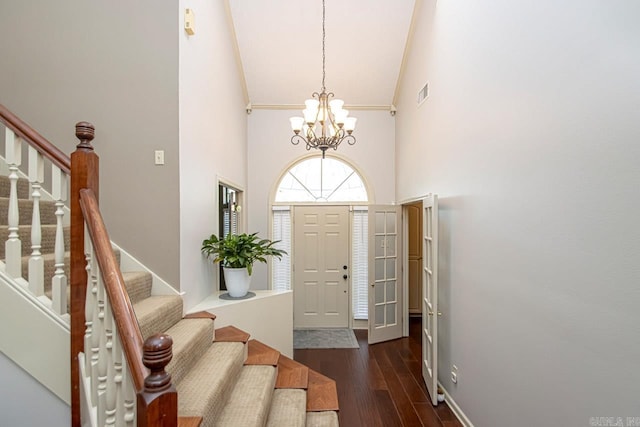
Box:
266 389 307 427
306 411 340 427
122 271 152 304
307 370 339 412
165 318 215 386
0 224 69 257
276 354 309 389
215 325 250 343
216 365 277 427
0 175 31 199
0 197 57 225
245 340 280 366
133 295 183 340
176 341 246 425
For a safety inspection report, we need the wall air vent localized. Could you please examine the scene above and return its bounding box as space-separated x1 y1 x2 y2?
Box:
417 81 429 107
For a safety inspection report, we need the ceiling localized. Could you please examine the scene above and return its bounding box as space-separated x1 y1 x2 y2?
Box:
228 0 417 109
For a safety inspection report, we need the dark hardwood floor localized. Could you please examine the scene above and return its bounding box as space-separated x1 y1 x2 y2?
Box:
294 317 462 427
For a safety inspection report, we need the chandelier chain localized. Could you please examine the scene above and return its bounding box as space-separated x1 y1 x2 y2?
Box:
322 0 326 91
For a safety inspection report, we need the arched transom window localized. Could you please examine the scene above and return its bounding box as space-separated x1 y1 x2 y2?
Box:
275 157 368 202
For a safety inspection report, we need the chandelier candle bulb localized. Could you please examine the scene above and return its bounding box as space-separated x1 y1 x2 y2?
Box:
344 117 357 133
290 117 304 133
289 0 357 158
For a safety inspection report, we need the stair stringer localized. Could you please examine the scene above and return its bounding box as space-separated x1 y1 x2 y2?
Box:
112 241 181 297
0 269 70 404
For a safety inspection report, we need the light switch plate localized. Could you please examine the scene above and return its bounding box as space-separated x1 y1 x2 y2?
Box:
154 150 165 165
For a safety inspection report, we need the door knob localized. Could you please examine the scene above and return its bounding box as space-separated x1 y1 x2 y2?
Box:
428 311 442 316
343 265 348 270
343 274 348 280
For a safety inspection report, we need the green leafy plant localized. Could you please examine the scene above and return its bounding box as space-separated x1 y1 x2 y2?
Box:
201 232 287 275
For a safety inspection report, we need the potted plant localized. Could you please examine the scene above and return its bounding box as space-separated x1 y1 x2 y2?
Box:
201 232 287 297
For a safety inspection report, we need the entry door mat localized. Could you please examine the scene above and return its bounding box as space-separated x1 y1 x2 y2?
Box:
293 328 359 349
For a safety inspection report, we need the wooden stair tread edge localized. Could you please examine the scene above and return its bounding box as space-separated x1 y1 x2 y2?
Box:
183 311 217 321
307 369 339 412
245 339 280 366
214 325 250 343
178 416 202 427
275 354 309 389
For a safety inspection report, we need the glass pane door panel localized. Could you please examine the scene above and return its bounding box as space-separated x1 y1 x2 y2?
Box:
386 235 396 257
375 259 385 281
385 258 396 279
386 303 396 325
386 280 396 302
375 283 385 304
386 212 396 234
375 305 384 326
375 212 386 234
375 235 385 257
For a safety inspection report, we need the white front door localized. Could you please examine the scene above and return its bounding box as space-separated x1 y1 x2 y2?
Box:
368 205 403 344
422 194 439 405
293 206 350 328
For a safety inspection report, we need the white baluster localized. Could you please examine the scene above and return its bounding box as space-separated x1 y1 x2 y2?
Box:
86 230 101 405
51 166 68 314
4 128 22 278
84 232 96 380
105 298 117 427
113 327 126 427
28 146 44 295
97 273 108 427
123 364 136 427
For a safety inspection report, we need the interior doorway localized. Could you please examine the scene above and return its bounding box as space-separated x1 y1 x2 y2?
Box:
406 201 423 315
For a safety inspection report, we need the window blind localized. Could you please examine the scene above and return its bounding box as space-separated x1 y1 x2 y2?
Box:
352 209 368 320
272 208 291 291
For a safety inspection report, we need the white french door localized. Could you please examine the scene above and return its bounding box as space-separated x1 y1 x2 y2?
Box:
422 194 439 405
368 205 403 344
293 206 350 328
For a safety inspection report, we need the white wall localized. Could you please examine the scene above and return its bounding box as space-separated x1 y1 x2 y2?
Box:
179 0 248 309
247 109 396 288
0 352 69 427
396 1 640 425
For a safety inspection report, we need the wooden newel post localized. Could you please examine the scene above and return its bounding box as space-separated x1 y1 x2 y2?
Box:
70 122 99 427
137 334 178 427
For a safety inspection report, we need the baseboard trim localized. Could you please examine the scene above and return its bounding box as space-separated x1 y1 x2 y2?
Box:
438 382 474 427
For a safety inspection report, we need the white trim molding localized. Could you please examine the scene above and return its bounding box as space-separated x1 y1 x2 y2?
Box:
438 382 474 427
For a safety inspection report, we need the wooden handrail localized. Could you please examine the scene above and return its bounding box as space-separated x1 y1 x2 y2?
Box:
79 188 147 391
0 103 71 173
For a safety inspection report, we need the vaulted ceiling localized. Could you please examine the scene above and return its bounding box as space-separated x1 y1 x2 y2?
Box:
228 0 417 109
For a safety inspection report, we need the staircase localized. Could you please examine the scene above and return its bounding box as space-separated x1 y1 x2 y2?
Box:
0 106 339 426
120 261 340 427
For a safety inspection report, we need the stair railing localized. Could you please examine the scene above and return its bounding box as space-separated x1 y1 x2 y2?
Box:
0 104 70 317
0 105 178 426
71 123 178 426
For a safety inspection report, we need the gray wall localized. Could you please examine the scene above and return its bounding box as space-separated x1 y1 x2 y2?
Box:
0 1 181 286
0 352 70 426
396 1 640 425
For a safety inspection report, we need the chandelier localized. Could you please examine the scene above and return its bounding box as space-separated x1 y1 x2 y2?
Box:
289 0 357 158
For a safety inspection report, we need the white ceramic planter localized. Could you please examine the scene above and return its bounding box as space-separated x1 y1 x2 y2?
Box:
223 267 252 297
